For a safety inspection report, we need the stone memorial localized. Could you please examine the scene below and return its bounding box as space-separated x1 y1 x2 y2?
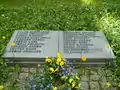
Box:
2 30 116 65
59 31 115 65
2 30 58 64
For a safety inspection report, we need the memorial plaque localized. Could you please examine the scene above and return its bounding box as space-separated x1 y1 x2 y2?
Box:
59 31 115 64
3 30 115 65
3 30 59 60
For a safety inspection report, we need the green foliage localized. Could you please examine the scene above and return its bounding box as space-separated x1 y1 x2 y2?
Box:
0 0 120 89
0 35 9 84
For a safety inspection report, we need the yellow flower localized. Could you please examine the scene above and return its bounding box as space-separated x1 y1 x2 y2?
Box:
53 87 57 90
69 78 74 84
57 57 62 62
61 76 68 79
118 82 120 87
61 76 65 79
57 52 62 58
72 82 75 88
78 83 81 87
60 61 65 66
106 44 110 48
105 82 111 87
81 56 87 61
75 75 80 80
11 42 16 47
45 56 52 63
75 84 81 89
54 68 59 73
2 36 6 40
56 58 62 65
49 67 54 74
0 85 4 90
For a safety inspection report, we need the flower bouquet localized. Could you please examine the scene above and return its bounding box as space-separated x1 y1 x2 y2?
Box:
27 52 81 90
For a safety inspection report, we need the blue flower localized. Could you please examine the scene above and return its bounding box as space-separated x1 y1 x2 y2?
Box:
30 78 33 80
61 68 65 70
47 85 49 88
40 74 43 77
66 60 70 64
50 76 53 80
32 84 36 88
42 78 45 80
62 72 65 75
50 83 52 86
37 76 40 79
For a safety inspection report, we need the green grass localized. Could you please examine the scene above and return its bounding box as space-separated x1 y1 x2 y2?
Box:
0 0 120 86
0 0 120 53
0 0 103 36
0 1 120 56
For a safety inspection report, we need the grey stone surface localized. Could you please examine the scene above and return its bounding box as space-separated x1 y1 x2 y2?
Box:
81 81 89 90
29 68 36 73
106 76 114 82
100 76 107 82
3 30 59 58
36 68 44 72
90 81 100 90
105 70 113 77
21 67 29 73
90 71 100 81
110 87 117 90
97 67 106 76
3 30 115 65
81 75 89 81
99 81 106 89
19 73 29 80
6 66 117 90
59 31 115 60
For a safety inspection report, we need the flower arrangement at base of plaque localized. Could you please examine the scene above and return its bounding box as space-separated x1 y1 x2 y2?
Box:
26 52 81 90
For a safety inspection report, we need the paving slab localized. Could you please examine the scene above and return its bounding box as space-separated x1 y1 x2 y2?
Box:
81 75 89 82
90 81 100 90
19 73 29 80
81 81 89 90
90 71 100 81
29 68 36 73
21 67 29 73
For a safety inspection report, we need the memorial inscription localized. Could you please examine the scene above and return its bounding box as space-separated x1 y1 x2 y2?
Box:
59 31 115 61
9 30 50 53
2 30 116 65
3 30 58 59
63 31 99 54
63 31 103 54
